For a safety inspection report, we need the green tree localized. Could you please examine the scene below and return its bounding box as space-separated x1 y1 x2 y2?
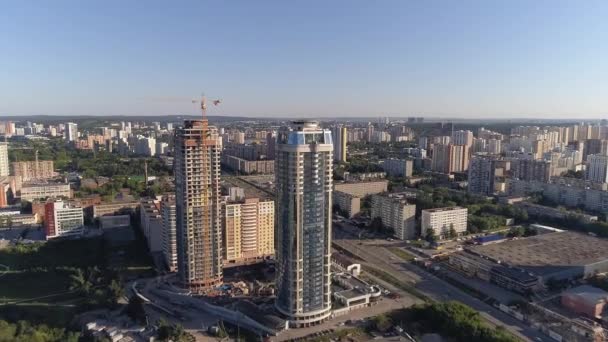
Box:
448 224 457 239
425 228 437 243
372 314 393 332
126 295 147 324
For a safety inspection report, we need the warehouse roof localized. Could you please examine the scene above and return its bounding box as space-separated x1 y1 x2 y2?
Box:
469 231 608 277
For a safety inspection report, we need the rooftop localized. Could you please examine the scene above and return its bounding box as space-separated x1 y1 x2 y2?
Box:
470 231 608 277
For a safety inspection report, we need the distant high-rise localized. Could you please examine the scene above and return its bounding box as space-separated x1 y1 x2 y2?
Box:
332 125 347 162
467 156 503 196
586 154 608 184
275 120 333 327
451 130 474 147
266 131 276 160
0 143 8 177
65 122 78 142
175 120 223 292
431 144 469 173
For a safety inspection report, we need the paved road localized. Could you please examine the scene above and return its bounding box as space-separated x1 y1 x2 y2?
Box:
333 226 548 342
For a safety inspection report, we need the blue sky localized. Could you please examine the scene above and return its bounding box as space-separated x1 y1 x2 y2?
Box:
1 1 607 118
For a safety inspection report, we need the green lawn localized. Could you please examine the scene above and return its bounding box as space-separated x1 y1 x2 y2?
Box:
0 237 105 270
0 229 154 327
387 247 415 261
0 271 73 303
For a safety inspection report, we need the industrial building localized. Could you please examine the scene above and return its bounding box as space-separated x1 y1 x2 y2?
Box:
450 231 608 293
562 285 608 319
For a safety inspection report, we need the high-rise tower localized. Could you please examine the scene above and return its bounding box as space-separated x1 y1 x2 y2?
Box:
275 120 333 327
174 119 223 292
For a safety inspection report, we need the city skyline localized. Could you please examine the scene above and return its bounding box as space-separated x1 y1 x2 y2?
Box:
2 1 608 118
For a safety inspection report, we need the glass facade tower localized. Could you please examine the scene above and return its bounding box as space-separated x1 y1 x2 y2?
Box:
275 120 333 327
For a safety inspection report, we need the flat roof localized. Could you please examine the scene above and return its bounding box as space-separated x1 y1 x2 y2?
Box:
470 231 608 277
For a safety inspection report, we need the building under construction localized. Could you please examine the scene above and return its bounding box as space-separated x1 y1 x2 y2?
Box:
175 117 223 293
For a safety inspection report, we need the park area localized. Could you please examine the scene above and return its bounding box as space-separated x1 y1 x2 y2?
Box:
0 227 155 327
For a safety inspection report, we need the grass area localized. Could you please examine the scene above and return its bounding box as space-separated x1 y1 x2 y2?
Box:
307 327 368 342
387 247 414 261
0 238 105 270
364 265 429 302
0 226 155 327
387 302 520 342
0 304 80 328
0 271 73 303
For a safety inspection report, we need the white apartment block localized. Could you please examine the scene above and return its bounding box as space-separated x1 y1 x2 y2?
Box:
0 143 8 177
161 195 177 272
65 122 78 142
370 194 416 240
452 130 474 147
587 154 608 184
45 200 84 239
421 207 468 240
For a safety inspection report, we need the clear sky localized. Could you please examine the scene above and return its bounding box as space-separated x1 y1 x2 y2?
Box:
1 1 607 118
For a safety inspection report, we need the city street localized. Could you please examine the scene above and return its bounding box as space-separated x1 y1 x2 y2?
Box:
333 225 548 342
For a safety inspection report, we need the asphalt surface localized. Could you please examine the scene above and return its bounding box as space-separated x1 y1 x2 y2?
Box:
333 225 549 342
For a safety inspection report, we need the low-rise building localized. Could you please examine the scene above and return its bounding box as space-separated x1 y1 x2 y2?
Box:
333 180 388 198
21 183 72 202
421 207 468 240
44 200 84 239
221 155 274 174
370 193 416 240
92 201 140 218
99 215 130 229
562 285 608 319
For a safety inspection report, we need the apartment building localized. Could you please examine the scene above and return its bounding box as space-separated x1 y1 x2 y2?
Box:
140 199 163 253
11 160 55 182
333 191 360 218
275 120 333 326
161 194 177 272
421 207 468 240
370 193 416 240
0 143 8 177
381 158 413 177
223 198 274 266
